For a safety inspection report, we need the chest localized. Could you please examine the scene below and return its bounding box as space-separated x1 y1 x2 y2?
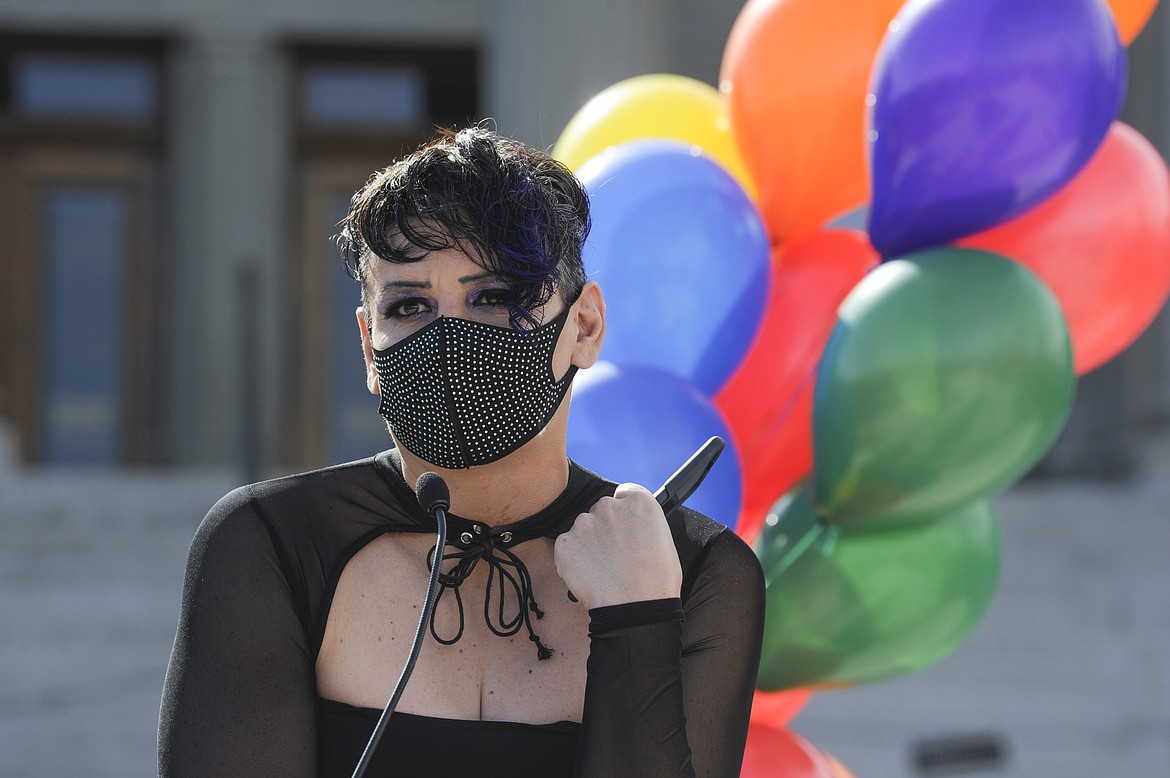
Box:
316 533 591 724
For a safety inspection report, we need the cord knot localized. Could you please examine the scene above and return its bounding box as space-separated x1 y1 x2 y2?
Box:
426 532 553 660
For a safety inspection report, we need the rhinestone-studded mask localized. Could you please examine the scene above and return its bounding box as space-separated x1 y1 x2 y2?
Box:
371 307 577 469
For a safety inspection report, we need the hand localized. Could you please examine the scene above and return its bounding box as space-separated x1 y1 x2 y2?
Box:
553 483 683 611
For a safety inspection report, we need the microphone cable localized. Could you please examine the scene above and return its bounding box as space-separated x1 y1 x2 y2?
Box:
351 471 450 778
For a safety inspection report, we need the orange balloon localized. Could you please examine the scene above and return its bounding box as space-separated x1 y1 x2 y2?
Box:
1105 0 1160 44
716 230 877 540
960 122 1170 374
742 725 836 778
751 688 814 728
720 0 906 244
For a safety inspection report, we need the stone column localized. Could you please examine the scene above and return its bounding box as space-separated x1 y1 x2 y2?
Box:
168 32 286 468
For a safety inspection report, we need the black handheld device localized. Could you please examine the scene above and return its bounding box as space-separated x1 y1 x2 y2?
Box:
566 436 725 604
653 436 725 515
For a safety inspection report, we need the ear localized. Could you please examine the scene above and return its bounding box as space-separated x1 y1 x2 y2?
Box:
357 307 381 395
569 281 606 369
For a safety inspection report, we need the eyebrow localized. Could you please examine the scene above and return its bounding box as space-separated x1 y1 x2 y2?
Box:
375 270 506 295
459 270 507 284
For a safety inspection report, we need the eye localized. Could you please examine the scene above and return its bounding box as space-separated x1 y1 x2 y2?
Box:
383 297 431 319
474 287 513 308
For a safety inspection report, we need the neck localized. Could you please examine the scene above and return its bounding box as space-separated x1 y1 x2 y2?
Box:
396 407 573 526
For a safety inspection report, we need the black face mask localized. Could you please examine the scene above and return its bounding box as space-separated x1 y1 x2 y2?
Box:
371 306 576 469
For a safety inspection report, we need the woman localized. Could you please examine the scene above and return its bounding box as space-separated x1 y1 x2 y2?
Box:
158 126 765 777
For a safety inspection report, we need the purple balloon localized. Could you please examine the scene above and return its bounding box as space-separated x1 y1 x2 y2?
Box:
867 0 1127 258
567 362 743 528
577 140 770 395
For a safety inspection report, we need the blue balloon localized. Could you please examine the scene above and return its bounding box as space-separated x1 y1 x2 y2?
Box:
567 362 742 528
577 140 770 395
867 0 1127 258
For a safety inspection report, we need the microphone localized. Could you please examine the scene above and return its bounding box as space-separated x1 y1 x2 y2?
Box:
416 471 451 516
351 472 450 778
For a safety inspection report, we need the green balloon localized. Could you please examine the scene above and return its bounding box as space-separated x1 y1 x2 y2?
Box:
813 248 1074 527
755 485 1001 691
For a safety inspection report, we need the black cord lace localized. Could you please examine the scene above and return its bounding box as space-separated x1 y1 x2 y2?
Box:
425 531 553 660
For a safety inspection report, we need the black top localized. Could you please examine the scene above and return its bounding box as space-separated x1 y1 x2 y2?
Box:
317 704 579 777
158 451 765 777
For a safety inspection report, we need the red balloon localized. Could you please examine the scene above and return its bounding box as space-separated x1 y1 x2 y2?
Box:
716 230 878 540
960 122 1170 374
751 688 814 728
732 386 813 544
742 724 836 778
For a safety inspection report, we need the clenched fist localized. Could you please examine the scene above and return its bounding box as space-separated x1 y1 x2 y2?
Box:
553 483 683 611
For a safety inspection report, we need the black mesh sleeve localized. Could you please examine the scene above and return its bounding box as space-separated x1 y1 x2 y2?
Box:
573 529 765 777
158 487 318 776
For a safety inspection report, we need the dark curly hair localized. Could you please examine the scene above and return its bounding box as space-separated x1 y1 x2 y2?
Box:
337 125 591 330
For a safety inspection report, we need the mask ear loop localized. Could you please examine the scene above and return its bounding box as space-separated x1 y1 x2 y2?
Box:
543 304 577 384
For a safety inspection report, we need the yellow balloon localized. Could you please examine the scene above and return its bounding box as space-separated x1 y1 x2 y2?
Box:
554 73 757 199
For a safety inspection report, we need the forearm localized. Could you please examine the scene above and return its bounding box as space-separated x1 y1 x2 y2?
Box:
574 599 694 778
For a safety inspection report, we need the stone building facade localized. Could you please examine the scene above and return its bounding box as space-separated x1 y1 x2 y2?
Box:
0 0 1165 477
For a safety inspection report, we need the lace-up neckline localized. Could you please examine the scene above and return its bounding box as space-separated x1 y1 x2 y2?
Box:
373 448 609 659
426 520 553 658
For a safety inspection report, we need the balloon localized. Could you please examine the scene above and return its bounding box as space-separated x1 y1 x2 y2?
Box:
734 386 813 546
813 248 1074 526
960 122 1170 375
755 488 1001 690
867 0 1128 257
1106 0 1160 43
751 688 814 728
716 231 878 539
553 74 756 198
567 362 743 526
823 752 857 778
578 141 770 395
742 724 836 778
721 0 907 244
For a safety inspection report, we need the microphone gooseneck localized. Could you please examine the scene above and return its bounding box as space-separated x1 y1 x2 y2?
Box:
351 472 450 778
